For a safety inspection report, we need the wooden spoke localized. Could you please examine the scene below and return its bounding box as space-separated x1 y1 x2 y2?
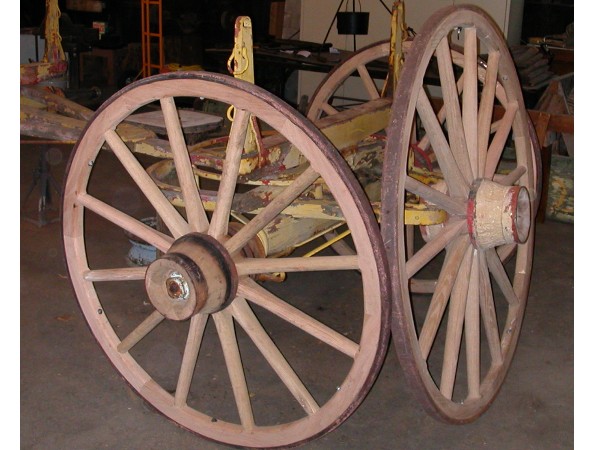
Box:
405 176 466 216
306 41 389 121
449 50 507 107
77 192 174 252
236 255 359 276
495 165 527 186
416 88 469 198
465 249 481 400
322 103 339 116
436 36 473 183
238 279 359 358
418 236 471 359
208 109 251 239
485 249 519 306
497 243 516 263
462 27 479 174
357 64 380 100
478 251 503 366
418 74 464 152
484 101 518 178
117 310 165 353
409 278 437 294
104 129 190 237
225 166 320 255
406 219 467 279
83 267 146 282
213 311 255 429
174 313 209 407
406 224 415 258
477 50 500 178
440 246 474 399
160 97 209 232
231 298 320 415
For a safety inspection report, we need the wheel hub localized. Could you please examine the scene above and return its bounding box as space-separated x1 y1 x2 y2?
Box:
145 233 238 320
467 179 531 250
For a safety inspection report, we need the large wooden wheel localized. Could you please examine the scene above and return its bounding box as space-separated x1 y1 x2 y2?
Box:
63 72 390 447
306 41 390 121
381 6 537 423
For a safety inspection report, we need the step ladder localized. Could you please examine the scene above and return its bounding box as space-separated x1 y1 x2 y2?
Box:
141 0 164 77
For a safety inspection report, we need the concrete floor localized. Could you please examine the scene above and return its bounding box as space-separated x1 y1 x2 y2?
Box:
20 142 573 449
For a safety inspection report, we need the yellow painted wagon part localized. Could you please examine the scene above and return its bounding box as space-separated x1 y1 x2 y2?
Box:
146 158 347 221
316 98 391 153
20 61 68 86
371 200 447 226
227 17 255 83
408 167 444 186
404 202 448 225
303 229 352 258
383 0 408 96
258 216 348 258
174 96 390 180
238 98 390 177
21 96 47 110
20 85 156 147
20 104 86 142
188 133 284 179
21 86 94 121
301 203 446 258
227 16 262 157
115 123 158 144
20 0 67 85
546 154 573 223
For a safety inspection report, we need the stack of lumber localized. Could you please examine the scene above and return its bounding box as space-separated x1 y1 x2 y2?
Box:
510 45 555 88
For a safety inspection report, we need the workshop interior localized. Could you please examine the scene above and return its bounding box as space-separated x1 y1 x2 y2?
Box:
20 1 574 448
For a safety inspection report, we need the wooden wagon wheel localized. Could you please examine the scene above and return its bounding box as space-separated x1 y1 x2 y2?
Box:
306 40 390 121
381 5 538 423
63 72 390 447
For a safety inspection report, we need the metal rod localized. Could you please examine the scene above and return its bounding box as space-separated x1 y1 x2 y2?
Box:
377 0 392 15
320 0 346 52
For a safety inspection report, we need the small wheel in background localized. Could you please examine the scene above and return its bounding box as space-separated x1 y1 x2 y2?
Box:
306 41 390 121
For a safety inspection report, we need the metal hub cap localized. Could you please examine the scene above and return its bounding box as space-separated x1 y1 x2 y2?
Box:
145 233 238 320
467 179 531 250
165 272 189 300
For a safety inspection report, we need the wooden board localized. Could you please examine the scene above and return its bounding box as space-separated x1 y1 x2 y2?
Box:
126 109 223 136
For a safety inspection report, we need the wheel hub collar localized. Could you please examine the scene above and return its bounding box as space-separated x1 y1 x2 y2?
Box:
145 233 238 320
467 179 531 250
